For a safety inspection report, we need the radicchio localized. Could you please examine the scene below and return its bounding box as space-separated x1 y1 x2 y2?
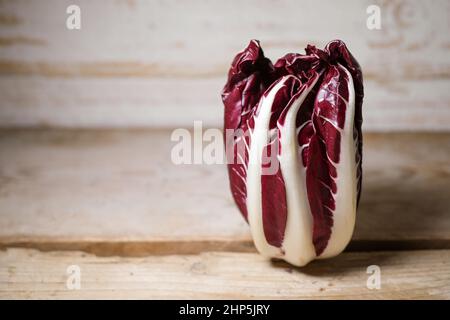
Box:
222 40 363 266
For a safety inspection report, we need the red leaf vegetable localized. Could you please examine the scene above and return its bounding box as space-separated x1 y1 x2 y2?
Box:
222 40 364 266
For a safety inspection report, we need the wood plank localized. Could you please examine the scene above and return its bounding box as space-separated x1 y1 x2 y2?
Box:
0 77 449 131
0 248 449 299
0 0 449 130
0 129 449 255
0 0 448 79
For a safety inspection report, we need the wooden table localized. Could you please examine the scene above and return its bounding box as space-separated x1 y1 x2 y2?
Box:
0 129 449 299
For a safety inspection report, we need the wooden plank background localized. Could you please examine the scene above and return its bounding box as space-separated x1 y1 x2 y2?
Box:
0 128 449 299
0 0 449 130
1 248 449 299
1 1 449 299
0 129 449 256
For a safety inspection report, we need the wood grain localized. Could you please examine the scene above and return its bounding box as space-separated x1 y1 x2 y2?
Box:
0 0 448 78
0 0 449 129
1 77 449 130
0 129 448 255
0 248 449 299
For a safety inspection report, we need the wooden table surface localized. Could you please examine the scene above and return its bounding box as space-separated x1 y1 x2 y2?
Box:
0 129 449 299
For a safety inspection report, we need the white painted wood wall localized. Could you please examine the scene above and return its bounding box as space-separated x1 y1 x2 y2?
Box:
0 0 449 130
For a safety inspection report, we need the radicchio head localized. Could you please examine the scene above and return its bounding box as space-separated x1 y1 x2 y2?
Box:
222 40 364 266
